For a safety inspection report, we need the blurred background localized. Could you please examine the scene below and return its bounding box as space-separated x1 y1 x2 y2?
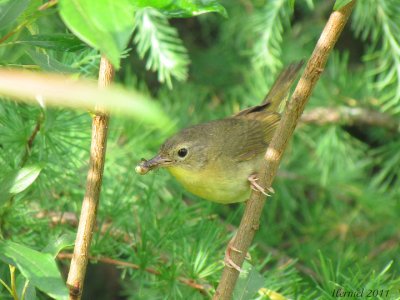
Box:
0 0 399 299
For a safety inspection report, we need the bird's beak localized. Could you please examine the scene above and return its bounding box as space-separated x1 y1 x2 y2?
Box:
135 154 172 175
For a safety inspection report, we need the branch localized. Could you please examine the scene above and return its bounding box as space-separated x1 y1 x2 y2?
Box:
213 2 357 299
0 20 29 44
0 113 44 236
20 113 44 167
43 210 213 295
36 211 133 243
38 0 58 11
59 253 211 296
66 56 114 300
367 234 400 260
257 244 320 281
301 106 399 131
37 209 317 283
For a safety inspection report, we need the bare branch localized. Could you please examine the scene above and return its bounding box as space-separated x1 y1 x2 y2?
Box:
59 253 212 295
301 106 399 131
20 113 44 167
66 56 114 299
36 211 133 243
214 2 357 299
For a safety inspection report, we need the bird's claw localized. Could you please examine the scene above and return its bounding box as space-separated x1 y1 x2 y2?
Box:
224 254 242 272
224 238 252 272
248 175 275 197
224 242 242 271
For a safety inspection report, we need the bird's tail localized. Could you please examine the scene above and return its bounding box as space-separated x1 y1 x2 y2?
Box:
263 61 304 111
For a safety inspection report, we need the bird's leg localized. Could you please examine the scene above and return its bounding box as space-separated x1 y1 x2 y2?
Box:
248 174 275 196
224 235 251 272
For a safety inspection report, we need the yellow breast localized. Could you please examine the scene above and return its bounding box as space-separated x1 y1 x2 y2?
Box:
166 161 256 204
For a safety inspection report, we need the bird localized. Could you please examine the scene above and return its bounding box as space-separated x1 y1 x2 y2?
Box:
135 62 303 204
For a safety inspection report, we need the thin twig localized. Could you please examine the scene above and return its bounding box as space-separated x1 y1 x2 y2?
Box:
213 2 357 299
43 211 211 294
38 209 316 283
38 0 58 11
368 235 400 259
36 211 133 243
301 106 399 131
0 20 29 44
59 253 212 295
66 56 114 299
0 113 43 237
20 113 44 167
258 244 320 281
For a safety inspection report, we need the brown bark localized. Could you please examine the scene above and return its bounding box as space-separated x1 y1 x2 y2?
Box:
66 56 114 299
301 106 399 131
213 2 357 299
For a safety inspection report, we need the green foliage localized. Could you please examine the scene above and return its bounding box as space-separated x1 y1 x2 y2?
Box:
334 0 352 10
1 0 400 299
353 0 400 113
0 0 29 30
0 240 69 299
16 34 86 52
247 0 292 72
314 254 400 299
134 0 228 18
133 8 190 87
58 0 225 71
0 165 42 204
58 0 136 69
233 262 265 299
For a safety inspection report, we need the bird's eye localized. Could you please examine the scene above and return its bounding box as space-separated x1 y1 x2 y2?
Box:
177 148 188 158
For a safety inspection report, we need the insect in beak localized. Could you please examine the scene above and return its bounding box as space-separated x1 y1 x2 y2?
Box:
135 155 172 175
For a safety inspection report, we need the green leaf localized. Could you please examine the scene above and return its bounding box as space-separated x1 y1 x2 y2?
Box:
289 0 295 11
58 0 136 69
0 165 42 204
0 0 29 30
232 261 265 300
17 34 87 52
333 0 352 10
42 233 75 257
8 165 42 194
0 253 14 265
0 165 42 203
16 275 37 300
134 0 227 18
26 49 79 74
0 240 68 300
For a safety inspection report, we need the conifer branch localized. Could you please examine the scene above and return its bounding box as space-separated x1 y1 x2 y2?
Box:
66 56 114 300
133 8 189 87
59 253 211 295
214 2 356 299
301 106 399 131
39 209 317 282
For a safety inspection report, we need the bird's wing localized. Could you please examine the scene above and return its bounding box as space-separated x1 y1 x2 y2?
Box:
234 61 303 118
222 114 280 162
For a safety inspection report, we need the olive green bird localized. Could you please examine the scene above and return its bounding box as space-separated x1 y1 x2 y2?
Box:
136 62 303 204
